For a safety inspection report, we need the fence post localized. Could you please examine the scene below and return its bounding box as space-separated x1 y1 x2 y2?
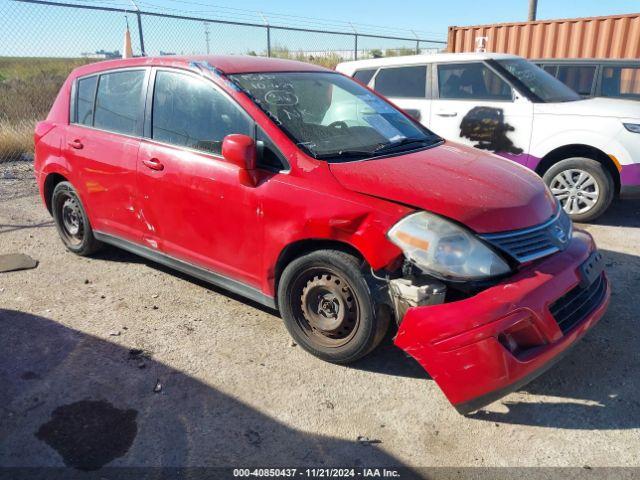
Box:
267 26 271 57
136 11 146 56
354 34 358 60
416 40 420 54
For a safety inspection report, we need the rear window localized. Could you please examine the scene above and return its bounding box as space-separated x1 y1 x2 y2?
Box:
352 68 377 85
75 76 97 126
374 65 426 98
557 66 596 96
602 66 640 99
93 70 145 136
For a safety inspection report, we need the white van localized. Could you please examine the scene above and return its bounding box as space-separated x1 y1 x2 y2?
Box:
336 53 640 221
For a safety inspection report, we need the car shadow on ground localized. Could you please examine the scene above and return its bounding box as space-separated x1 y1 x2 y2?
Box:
587 198 640 228
0 309 414 473
468 247 640 429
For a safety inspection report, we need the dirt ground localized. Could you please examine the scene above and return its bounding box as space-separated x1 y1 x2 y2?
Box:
1 159 640 471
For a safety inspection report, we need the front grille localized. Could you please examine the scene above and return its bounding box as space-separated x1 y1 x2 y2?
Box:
549 273 607 334
480 208 573 263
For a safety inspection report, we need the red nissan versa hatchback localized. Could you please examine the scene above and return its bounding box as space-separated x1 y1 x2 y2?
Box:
35 55 610 414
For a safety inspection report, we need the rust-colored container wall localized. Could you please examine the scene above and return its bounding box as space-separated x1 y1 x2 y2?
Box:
448 13 640 59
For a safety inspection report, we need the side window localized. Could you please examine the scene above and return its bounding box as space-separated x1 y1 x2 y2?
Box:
374 66 426 98
602 66 640 98
75 76 98 126
352 68 377 86
437 63 512 101
94 70 145 135
152 70 252 155
542 65 558 76
557 66 596 96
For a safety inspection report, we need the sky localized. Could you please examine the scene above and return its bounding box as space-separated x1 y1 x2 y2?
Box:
1 0 639 57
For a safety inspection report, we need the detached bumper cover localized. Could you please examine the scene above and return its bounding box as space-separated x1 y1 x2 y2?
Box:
394 230 610 414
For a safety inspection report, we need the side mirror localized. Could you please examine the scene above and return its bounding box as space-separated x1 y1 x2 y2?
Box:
222 134 257 170
222 134 257 186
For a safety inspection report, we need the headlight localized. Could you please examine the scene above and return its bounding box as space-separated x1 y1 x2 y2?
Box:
388 211 510 281
623 123 640 134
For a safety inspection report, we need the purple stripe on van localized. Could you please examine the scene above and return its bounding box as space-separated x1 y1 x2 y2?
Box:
621 163 640 186
495 152 542 171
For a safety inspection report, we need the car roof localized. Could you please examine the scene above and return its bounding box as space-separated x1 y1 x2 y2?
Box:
70 54 331 78
531 58 640 65
336 52 521 73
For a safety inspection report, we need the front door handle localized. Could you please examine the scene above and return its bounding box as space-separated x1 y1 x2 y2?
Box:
68 139 83 149
142 158 164 171
435 110 458 117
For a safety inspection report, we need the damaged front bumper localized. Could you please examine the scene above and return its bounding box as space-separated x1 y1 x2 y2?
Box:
393 230 610 414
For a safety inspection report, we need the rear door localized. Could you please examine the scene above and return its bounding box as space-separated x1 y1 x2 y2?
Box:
66 68 148 242
136 68 264 287
372 64 430 123
429 61 534 165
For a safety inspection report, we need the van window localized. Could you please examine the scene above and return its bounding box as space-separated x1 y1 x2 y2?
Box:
151 70 252 155
542 65 558 76
557 66 596 96
94 70 145 135
352 68 377 85
75 76 98 126
602 66 640 99
438 63 512 101
374 66 426 98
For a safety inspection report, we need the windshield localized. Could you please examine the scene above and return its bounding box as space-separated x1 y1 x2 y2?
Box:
229 72 441 161
495 58 582 103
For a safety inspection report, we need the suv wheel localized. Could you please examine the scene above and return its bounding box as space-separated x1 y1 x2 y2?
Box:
543 157 614 223
51 181 102 256
277 250 389 364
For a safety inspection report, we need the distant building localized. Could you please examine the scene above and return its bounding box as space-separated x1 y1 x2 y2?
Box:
81 49 121 59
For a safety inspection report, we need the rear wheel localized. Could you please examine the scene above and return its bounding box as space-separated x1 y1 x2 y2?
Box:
277 250 388 364
542 157 614 223
51 181 102 256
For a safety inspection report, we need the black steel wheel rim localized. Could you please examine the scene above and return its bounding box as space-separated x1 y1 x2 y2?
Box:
290 266 361 348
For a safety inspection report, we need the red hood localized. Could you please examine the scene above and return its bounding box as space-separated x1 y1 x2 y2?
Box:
329 142 557 233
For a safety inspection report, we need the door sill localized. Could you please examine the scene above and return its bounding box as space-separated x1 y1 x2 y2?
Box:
93 231 276 309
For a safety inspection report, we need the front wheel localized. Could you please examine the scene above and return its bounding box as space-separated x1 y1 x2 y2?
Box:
542 157 614 223
277 250 389 364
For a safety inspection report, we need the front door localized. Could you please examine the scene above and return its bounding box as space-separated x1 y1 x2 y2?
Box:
136 68 263 287
429 62 534 168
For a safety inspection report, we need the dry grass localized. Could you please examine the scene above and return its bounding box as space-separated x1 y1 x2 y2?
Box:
0 118 36 160
0 57 89 162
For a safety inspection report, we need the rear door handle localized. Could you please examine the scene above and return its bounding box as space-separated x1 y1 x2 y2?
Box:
142 158 164 171
68 139 83 149
435 110 458 117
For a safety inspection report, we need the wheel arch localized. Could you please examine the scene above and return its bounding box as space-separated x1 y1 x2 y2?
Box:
535 144 621 194
273 239 366 307
43 172 69 214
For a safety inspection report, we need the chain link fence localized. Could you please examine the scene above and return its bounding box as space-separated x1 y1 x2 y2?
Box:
0 0 445 162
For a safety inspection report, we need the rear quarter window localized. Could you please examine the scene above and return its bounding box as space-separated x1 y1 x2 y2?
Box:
75 76 98 126
352 68 377 86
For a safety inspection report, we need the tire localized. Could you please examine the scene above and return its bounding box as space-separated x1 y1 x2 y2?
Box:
542 157 614 223
277 250 389 364
51 181 103 256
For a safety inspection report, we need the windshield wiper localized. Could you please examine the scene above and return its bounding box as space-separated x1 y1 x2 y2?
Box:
314 149 374 161
373 137 433 155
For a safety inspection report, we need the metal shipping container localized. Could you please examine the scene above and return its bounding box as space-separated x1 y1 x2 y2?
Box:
448 12 640 59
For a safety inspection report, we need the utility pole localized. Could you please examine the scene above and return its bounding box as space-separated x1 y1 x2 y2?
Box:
204 21 211 54
528 0 538 21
